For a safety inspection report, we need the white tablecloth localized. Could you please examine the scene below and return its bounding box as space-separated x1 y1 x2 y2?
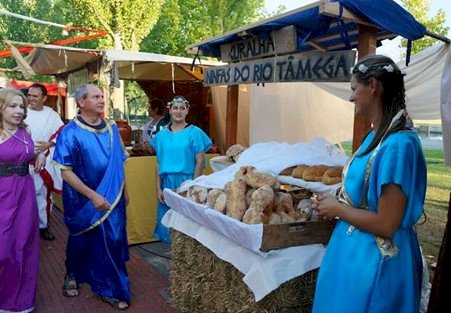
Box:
163 189 326 301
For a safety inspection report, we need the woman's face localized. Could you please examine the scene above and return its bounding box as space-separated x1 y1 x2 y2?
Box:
169 101 189 123
2 95 25 128
349 75 373 117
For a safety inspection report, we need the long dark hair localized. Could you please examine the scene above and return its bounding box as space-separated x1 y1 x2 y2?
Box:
352 55 408 155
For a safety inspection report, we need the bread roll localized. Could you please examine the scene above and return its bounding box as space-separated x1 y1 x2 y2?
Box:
302 165 329 182
292 165 309 179
279 166 296 176
225 178 247 220
321 167 343 185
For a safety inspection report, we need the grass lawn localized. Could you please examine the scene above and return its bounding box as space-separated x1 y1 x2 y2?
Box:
341 142 450 264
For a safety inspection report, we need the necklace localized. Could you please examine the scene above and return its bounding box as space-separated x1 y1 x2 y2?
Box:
3 128 29 153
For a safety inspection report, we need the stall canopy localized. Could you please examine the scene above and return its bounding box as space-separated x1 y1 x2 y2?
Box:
23 45 222 81
188 0 425 57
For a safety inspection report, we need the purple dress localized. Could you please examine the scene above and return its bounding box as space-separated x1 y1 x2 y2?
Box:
0 128 39 313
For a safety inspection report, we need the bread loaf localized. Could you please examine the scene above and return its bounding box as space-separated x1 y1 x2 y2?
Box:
292 165 309 179
302 165 329 182
321 167 343 185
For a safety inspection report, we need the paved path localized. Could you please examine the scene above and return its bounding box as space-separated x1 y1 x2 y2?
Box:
35 209 174 313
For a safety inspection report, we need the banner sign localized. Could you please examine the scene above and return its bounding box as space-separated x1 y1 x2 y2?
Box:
204 50 356 86
220 25 297 62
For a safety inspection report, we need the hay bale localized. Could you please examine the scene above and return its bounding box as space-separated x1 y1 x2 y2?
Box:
170 230 317 313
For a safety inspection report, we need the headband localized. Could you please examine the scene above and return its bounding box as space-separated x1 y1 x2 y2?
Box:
167 96 189 108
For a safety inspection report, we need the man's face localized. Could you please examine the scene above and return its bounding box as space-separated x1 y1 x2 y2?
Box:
79 85 105 115
28 87 47 110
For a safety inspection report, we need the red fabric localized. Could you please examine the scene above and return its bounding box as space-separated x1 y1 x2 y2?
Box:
10 80 66 97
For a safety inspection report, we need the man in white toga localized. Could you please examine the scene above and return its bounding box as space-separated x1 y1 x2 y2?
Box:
25 83 64 241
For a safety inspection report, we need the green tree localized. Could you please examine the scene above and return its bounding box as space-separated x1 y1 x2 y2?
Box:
66 0 165 50
141 0 267 56
400 0 448 54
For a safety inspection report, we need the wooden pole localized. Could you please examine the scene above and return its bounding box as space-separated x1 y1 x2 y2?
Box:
352 25 377 152
225 84 239 148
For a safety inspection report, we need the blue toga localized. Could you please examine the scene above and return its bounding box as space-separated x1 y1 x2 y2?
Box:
53 117 131 302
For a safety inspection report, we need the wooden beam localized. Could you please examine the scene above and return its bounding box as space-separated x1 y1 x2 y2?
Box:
307 40 329 52
319 2 376 28
225 85 239 148
352 25 377 153
177 64 204 81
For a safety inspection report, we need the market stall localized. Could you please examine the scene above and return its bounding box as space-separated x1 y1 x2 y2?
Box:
162 0 448 311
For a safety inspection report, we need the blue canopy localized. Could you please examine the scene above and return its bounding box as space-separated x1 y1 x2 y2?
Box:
188 0 426 58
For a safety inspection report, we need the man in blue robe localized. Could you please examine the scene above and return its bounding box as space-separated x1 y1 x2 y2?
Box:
53 84 131 310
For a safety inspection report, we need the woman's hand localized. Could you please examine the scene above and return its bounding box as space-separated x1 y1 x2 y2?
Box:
157 189 165 203
34 152 46 172
312 194 342 220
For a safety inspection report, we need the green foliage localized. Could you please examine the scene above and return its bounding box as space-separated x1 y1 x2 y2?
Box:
400 0 449 55
65 0 165 50
140 0 266 56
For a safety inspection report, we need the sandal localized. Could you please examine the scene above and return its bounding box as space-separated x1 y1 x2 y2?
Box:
100 296 129 311
62 274 79 297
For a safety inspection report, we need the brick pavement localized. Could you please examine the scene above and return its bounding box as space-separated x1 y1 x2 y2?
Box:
35 209 174 313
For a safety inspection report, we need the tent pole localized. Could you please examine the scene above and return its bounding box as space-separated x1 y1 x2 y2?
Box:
352 25 377 153
226 85 239 148
425 30 450 44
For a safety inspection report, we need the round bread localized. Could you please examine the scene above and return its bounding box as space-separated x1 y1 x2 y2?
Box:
321 167 343 185
226 144 245 162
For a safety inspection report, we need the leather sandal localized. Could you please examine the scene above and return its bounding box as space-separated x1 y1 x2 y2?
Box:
62 274 79 297
100 296 129 311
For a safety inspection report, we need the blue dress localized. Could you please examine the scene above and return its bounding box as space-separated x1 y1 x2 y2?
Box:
151 125 212 243
53 118 131 302
312 131 426 313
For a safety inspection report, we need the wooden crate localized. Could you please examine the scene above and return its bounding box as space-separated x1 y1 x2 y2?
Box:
260 219 337 251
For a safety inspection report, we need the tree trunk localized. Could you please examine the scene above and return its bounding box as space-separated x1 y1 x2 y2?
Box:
110 32 125 120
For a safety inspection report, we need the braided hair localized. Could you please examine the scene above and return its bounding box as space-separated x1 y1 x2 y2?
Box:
351 55 409 155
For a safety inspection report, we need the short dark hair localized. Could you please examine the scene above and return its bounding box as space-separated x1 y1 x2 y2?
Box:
29 83 47 97
149 98 166 115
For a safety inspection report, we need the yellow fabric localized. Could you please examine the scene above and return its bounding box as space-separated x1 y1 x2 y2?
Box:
53 154 218 245
125 154 218 245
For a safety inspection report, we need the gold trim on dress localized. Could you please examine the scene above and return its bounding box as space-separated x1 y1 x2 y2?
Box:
74 116 110 133
70 181 125 236
51 160 73 171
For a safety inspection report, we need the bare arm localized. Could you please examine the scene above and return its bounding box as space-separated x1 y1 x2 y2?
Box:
314 183 406 238
155 162 164 203
124 182 129 206
35 141 55 151
33 151 46 172
61 170 111 211
194 151 205 179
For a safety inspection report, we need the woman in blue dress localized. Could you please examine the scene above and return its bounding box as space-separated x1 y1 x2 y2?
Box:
312 55 426 313
150 95 212 243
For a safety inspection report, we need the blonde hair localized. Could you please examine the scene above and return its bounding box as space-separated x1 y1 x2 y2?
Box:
0 88 28 131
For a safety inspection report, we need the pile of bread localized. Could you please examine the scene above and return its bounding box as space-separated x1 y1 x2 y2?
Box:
179 166 321 225
279 165 343 185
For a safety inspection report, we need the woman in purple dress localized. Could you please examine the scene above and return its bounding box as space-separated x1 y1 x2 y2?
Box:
0 88 46 313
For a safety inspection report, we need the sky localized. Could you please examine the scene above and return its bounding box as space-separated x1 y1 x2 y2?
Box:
264 0 451 61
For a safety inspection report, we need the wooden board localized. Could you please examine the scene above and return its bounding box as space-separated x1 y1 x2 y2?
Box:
204 50 356 86
220 25 297 62
260 219 337 251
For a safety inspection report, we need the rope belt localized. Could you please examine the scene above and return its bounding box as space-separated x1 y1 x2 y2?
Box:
0 162 29 177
